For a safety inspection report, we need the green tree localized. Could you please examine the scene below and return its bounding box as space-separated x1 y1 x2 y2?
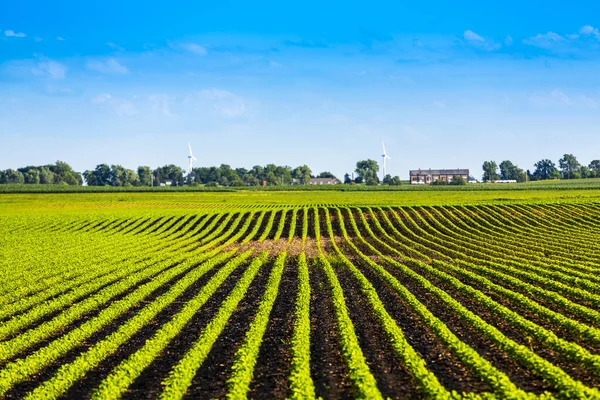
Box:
292 165 312 184
137 166 153 186
317 171 338 180
383 174 401 185
3 169 25 184
39 167 55 184
558 154 581 179
533 159 559 180
482 161 499 182
343 173 352 184
50 161 82 185
153 165 184 186
84 164 111 186
22 169 40 184
355 159 379 185
449 175 467 185
589 160 600 178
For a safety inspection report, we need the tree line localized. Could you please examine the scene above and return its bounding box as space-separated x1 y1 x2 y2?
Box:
482 154 600 182
0 161 83 185
342 159 403 186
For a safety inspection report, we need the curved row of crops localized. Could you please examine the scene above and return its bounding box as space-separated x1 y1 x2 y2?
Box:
2 201 600 398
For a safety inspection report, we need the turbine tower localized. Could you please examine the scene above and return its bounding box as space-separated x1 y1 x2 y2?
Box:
381 141 391 181
187 142 197 174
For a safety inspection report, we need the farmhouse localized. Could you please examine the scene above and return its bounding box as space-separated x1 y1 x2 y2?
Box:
308 177 339 185
409 169 469 184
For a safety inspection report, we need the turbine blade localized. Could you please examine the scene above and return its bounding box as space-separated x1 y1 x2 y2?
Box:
192 156 198 161
188 142 193 155
382 140 387 155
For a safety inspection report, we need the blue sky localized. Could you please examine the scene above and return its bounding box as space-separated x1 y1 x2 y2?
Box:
2 1 600 180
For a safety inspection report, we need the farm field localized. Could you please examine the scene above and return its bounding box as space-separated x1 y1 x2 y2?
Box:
2 191 600 399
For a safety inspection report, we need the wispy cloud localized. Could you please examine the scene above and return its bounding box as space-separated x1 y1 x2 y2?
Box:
529 89 597 108
462 30 500 51
56 36 65 41
579 25 600 39
269 61 283 68
31 60 68 80
463 30 484 42
91 93 137 116
106 42 124 51
504 35 513 46
86 58 129 74
148 94 175 116
197 89 246 117
523 32 564 49
180 43 207 55
92 93 112 104
283 39 328 48
433 100 447 109
4 30 26 38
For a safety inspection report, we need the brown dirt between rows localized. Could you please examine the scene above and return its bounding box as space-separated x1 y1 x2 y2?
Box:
333 261 420 398
181 259 273 399
247 256 297 398
308 258 354 399
418 265 600 389
346 208 552 393
3 258 195 399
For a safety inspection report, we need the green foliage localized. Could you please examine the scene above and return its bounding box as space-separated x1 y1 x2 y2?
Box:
355 159 380 186
559 153 581 179
382 174 402 185
499 160 526 182
482 161 499 182
449 175 466 185
533 159 560 181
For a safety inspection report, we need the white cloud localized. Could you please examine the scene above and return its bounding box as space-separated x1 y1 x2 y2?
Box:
579 25 600 39
180 43 207 55
148 94 175 116
5 30 26 38
115 101 137 116
86 58 129 74
31 60 67 80
528 89 597 108
462 29 500 51
197 89 246 117
34 37 43 42
106 42 124 51
463 30 484 42
92 93 112 104
56 36 65 41
269 61 283 68
504 35 513 46
566 33 580 39
522 32 564 49
433 100 447 109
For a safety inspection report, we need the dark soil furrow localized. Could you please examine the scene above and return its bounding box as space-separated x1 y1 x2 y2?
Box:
247 256 297 398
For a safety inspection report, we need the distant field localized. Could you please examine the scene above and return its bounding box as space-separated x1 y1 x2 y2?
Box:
3 177 600 194
2 190 600 398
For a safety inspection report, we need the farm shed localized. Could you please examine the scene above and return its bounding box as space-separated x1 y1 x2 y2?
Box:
409 169 469 184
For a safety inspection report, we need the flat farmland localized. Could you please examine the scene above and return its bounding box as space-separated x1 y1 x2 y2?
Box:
2 191 600 399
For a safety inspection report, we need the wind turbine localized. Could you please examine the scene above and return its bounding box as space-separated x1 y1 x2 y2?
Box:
187 142 197 174
381 141 391 181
